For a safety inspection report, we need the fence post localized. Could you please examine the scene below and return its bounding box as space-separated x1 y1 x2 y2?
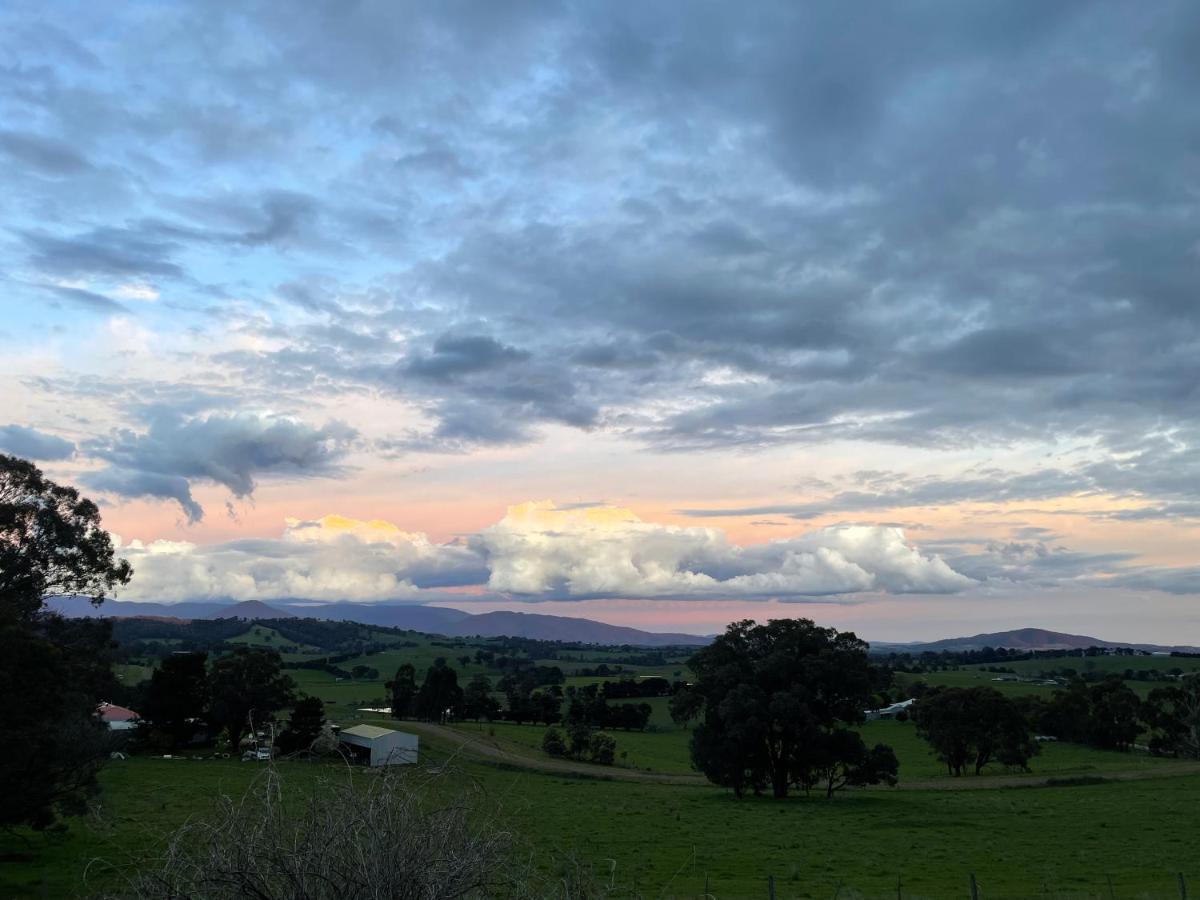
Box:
969 873 979 900
1179 872 1188 900
768 873 776 900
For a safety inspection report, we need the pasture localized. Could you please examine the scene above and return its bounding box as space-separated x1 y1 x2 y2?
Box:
2 735 1198 899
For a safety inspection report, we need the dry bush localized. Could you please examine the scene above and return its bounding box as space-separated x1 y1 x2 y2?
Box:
104 763 611 900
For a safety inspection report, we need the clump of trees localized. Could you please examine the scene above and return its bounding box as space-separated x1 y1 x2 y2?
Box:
1028 677 1142 750
0 454 131 831
541 725 616 766
1144 676 1200 758
686 619 898 799
911 686 1039 776
389 658 464 723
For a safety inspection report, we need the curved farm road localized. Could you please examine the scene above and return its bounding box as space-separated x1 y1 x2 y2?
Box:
404 722 1200 791
404 722 707 785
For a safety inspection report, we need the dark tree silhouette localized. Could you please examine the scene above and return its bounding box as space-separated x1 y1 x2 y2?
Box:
209 647 296 751
668 687 704 729
687 618 893 798
414 658 463 723
0 455 132 830
387 663 418 719
912 686 1038 775
140 651 210 750
277 696 326 754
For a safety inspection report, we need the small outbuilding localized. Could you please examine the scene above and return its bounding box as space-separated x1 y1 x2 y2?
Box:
337 724 419 767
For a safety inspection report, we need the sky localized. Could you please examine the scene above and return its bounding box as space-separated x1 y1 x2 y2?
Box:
2 1 1199 642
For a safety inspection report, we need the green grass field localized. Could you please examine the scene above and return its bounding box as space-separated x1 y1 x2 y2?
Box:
3 736 1198 899
450 717 1192 784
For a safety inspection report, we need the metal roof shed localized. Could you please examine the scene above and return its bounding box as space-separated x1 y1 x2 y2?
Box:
338 724 419 767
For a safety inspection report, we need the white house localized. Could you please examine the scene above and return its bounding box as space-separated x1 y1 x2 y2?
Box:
337 724 419 766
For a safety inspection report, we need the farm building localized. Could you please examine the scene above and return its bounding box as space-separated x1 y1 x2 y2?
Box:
98 702 140 730
864 699 914 721
337 724 418 766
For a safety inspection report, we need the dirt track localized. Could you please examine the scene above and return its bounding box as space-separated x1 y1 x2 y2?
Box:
401 722 1200 791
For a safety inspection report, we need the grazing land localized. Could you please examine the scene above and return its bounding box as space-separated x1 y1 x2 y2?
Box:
3 735 1199 899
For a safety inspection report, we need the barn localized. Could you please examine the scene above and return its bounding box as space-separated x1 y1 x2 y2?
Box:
337 724 419 766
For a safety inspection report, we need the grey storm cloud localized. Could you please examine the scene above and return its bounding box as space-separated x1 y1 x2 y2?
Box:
4 0 1200 522
0 424 75 460
84 411 358 522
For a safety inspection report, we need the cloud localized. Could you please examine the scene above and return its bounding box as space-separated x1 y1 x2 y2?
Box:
476 501 973 599
85 411 358 522
0 424 75 460
0 129 91 174
106 502 1200 603
116 514 484 602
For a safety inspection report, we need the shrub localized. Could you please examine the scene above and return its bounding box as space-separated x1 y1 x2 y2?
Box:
588 732 616 766
542 728 567 757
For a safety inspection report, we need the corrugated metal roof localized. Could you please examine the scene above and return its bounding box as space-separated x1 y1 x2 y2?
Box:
341 724 396 740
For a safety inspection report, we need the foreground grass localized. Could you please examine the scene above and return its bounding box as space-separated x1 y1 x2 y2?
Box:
4 735 1199 899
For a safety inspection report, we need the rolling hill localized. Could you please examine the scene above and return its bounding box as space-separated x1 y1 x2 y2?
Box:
874 627 1200 654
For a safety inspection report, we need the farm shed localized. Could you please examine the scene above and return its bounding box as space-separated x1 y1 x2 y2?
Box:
337 724 418 766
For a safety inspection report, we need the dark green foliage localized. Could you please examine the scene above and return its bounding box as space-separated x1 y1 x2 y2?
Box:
0 454 132 619
1086 678 1142 750
277 696 326 754
912 686 1039 775
802 730 900 797
1036 677 1142 750
668 687 704 729
414 658 463 723
462 673 500 721
1144 677 1200 758
542 727 567 757
139 652 209 749
588 732 616 765
0 455 131 831
687 618 890 798
387 663 418 718
208 648 296 750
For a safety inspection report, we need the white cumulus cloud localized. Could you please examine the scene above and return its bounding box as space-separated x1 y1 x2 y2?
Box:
477 501 973 599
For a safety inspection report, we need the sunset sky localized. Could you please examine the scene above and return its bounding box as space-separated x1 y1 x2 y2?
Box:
3 2 1199 641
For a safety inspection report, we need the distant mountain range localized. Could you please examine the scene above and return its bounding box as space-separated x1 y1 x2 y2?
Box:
46 597 709 647
871 627 1200 655
44 600 1200 653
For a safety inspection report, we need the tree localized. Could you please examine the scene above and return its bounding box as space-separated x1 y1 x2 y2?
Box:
1144 677 1200 759
687 619 890 798
140 651 209 750
387 663 418 719
669 687 704 729
277 696 326 755
209 647 296 751
588 732 616 765
0 455 132 620
462 674 500 722
912 687 1038 776
805 730 899 798
541 727 567 757
1086 677 1141 751
414 658 463 723
0 455 132 831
